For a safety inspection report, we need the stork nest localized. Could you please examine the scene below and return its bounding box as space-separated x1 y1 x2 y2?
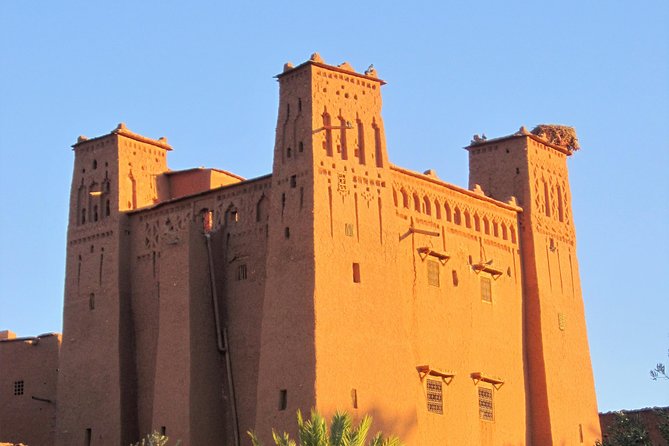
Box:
531 124 580 152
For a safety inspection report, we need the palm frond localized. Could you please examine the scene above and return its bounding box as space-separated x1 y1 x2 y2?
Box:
380 436 403 446
251 408 402 446
248 430 263 446
330 411 352 446
368 432 383 446
368 432 403 446
272 429 297 446
348 414 372 446
298 409 328 446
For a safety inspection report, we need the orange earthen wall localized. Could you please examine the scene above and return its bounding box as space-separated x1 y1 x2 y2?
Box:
0 333 60 446
253 63 318 440
57 130 171 446
391 169 526 445
469 136 601 445
165 168 243 200
127 175 272 443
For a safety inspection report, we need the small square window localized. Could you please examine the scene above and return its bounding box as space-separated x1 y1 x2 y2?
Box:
426 378 443 414
427 260 440 287
352 263 361 283
237 264 248 281
481 276 492 303
478 386 494 421
203 210 214 232
345 223 354 237
279 389 287 411
14 380 24 396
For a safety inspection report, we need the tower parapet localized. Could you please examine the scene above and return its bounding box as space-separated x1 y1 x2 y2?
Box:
57 123 172 446
273 53 388 176
467 125 601 445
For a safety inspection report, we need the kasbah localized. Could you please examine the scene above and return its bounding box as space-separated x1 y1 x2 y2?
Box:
1 53 601 446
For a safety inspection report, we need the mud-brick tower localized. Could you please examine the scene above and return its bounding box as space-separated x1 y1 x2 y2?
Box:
467 127 601 445
255 53 418 442
56 125 171 446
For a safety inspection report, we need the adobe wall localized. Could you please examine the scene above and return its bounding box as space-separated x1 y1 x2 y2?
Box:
308 77 421 442
164 168 243 200
0 333 61 446
266 56 531 445
127 175 272 444
253 61 318 440
469 135 601 445
390 168 526 445
57 129 171 446
165 169 220 199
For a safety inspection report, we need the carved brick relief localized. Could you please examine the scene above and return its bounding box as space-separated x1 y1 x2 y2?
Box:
392 178 518 246
530 163 575 242
142 208 192 250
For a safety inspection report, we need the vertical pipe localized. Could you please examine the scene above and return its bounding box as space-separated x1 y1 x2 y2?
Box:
204 233 240 446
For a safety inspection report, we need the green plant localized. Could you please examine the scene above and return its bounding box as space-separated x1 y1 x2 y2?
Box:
650 348 668 381
130 431 181 446
654 409 669 444
248 409 403 446
596 412 651 446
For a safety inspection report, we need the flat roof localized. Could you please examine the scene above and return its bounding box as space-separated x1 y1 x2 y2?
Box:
276 59 386 85
72 123 172 151
465 128 573 156
126 173 272 215
164 167 246 181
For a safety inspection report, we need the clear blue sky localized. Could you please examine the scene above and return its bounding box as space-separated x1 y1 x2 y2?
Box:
1 1 667 412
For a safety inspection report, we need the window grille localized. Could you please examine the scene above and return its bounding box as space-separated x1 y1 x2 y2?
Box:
426 378 443 414
14 380 24 396
337 173 347 193
558 312 566 331
481 276 492 302
478 387 494 421
427 260 440 287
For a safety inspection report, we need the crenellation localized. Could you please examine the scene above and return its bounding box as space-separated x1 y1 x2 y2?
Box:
391 181 519 246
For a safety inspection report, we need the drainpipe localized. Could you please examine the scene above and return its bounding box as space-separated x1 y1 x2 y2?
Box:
204 233 240 446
